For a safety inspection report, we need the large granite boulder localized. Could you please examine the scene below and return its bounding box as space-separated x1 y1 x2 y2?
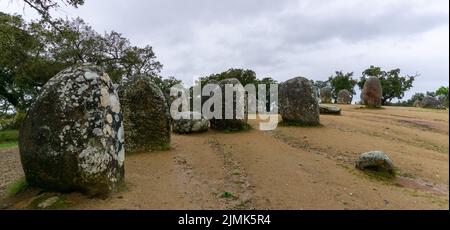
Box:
209 78 249 131
356 151 394 174
320 87 332 104
319 104 341 115
419 96 444 109
362 77 382 108
173 111 209 134
437 95 448 107
337 89 352 104
119 75 171 152
312 86 320 103
413 100 422 107
19 64 125 195
279 77 320 126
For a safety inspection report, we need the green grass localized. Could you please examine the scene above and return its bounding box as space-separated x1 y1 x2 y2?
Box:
0 130 19 149
6 177 28 197
0 141 18 149
220 191 236 199
363 169 397 182
0 130 19 143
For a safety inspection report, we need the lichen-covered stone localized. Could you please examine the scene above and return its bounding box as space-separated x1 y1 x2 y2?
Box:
19 63 125 196
419 96 444 109
312 86 320 103
337 89 352 104
279 77 320 126
413 100 422 107
173 112 209 134
119 75 171 152
320 87 332 104
209 78 249 131
362 77 382 108
319 104 341 115
356 151 394 174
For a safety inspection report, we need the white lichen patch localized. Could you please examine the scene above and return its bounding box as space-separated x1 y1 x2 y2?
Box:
103 125 112 136
93 128 103 136
100 73 111 84
106 114 113 124
117 124 124 143
77 84 89 95
78 145 112 175
84 71 98 80
100 87 111 107
109 93 121 113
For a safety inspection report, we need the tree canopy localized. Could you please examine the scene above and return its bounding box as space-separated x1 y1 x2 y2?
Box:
358 66 416 105
23 0 85 25
0 12 162 113
327 71 357 101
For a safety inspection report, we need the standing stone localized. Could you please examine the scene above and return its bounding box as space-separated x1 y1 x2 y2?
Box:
19 64 124 195
419 96 444 109
279 77 320 126
437 95 448 107
173 111 209 134
362 77 382 108
312 86 320 103
337 89 352 104
209 78 249 131
119 75 171 152
320 87 332 104
413 100 422 108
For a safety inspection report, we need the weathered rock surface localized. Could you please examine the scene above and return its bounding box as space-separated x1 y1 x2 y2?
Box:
319 104 342 115
279 77 320 126
37 196 60 209
19 64 125 195
119 75 171 152
320 87 333 104
337 89 353 104
362 77 382 108
173 112 209 134
419 96 444 109
312 86 320 103
413 100 422 107
209 78 249 131
356 151 394 174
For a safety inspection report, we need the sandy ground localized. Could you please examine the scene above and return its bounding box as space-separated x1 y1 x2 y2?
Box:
0 105 448 210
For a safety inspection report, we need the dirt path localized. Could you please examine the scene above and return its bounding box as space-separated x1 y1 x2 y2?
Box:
1 105 448 209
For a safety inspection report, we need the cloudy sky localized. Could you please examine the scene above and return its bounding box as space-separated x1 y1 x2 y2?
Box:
1 0 449 99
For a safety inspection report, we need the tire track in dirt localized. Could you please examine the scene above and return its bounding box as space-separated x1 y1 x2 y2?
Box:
326 114 448 155
212 128 448 209
266 126 449 199
265 129 355 164
169 134 254 210
206 138 255 210
170 138 227 209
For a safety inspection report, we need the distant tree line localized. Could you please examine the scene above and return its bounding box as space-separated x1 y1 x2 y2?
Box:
311 66 428 106
0 9 180 129
0 11 177 113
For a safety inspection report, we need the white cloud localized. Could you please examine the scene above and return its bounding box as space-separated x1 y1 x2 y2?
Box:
1 0 448 98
